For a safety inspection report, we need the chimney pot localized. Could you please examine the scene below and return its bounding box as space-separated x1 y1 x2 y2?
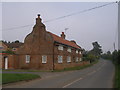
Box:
61 32 66 39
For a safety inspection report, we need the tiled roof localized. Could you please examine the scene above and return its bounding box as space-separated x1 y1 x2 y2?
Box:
49 32 81 49
6 43 23 48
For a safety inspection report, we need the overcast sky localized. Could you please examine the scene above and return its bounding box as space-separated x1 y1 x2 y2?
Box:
0 1 118 53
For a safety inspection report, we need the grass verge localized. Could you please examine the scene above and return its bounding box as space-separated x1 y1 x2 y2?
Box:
53 60 99 72
2 73 40 84
114 64 120 89
2 69 50 72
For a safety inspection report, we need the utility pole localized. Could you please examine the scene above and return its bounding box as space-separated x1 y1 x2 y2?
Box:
114 42 116 51
118 1 120 50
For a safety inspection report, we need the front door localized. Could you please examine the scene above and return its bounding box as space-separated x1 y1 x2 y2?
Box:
4 57 8 69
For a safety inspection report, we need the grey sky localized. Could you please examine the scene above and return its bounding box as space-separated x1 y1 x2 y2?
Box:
1 2 118 52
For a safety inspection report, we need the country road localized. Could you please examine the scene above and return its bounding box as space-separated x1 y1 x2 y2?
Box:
3 59 115 88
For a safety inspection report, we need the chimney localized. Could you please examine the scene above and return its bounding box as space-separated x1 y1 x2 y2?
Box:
61 32 66 39
36 14 42 25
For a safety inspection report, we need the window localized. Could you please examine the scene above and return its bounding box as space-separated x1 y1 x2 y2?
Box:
42 55 47 64
79 51 82 54
76 50 78 54
58 45 63 51
12 48 16 51
58 55 63 63
0 46 3 50
25 55 30 63
67 56 71 63
67 48 71 52
76 57 79 62
80 58 82 62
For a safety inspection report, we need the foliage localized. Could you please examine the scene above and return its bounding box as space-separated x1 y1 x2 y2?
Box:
101 51 112 60
2 49 15 54
2 73 40 84
114 65 120 88
89 42 102 57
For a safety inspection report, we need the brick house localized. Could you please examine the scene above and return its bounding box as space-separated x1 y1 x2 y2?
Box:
0 41 22 69
15 14 90 70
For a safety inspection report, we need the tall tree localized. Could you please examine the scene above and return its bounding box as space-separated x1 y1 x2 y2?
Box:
90 41 102 56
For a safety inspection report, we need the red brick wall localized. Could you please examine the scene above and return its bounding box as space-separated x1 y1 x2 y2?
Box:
2 55 19 69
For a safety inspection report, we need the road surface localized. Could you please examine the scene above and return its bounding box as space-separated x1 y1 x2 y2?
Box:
3 59 115 88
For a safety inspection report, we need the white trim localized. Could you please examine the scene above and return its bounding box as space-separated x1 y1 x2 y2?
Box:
5 57 8 69
58 55 63 63
25 55 30 63
67 48 71 52
76 57 79 62
67 56 71 63
58 45 64 51
42 55 47 63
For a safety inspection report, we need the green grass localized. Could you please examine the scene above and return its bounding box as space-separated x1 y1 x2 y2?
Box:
3 69 50 72
115 64 120 89
53 60 99 72
2 73 40 84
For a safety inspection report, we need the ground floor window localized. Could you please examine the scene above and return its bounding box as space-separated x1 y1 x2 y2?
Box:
25 55 30 63
58 55 63 63
76 57 79 62
42 55 47 64
67 56 71 63
80 58 82 62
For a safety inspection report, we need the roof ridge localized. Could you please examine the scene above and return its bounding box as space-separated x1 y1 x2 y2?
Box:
47 31 81 49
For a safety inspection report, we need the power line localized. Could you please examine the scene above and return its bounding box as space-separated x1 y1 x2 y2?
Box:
44 2 116 23
1 2 117 32
1 24 33 31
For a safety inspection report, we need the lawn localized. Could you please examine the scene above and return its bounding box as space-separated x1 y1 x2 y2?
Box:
2 73 40 84
115 64 120 89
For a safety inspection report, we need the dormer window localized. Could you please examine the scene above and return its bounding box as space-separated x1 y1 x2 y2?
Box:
67 48 71 52
76 50 78 54
58 45 63 51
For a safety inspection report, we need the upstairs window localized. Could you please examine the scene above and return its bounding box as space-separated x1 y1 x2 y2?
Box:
76 50 78 54
76 57 79 62
42 55 47 64
67 48 71 52
79 51 82 54
67 56 71 63
25 55 30 63
58 45 63 51
58 55 63 63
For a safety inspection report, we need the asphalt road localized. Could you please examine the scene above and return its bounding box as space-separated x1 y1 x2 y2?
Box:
3 59 115 88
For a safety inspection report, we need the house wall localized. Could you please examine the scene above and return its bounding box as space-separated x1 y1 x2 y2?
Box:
16 16 54 70
2 54 19 69
53 44 85 70
0 42 8 51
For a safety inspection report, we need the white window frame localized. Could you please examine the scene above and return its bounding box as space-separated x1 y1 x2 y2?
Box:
76 57 79 62
25 55 30 63
58 45 63 51
58 55 63 63
0 46 3 49
76 50 78 54
42 55 47 64
79 51 82 54
67 48 71 52
80 58 82 62
67 56 71 63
